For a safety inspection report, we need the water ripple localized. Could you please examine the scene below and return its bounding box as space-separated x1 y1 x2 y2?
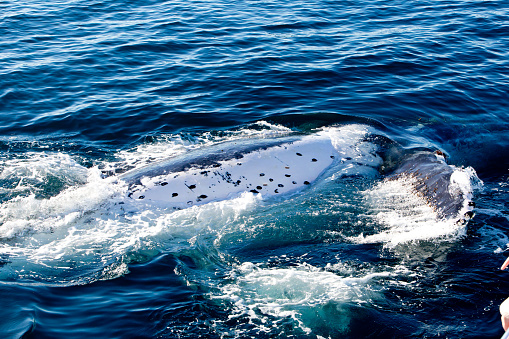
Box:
0 0 508 337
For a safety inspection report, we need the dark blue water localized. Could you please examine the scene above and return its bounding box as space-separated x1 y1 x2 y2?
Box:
1 0 508 338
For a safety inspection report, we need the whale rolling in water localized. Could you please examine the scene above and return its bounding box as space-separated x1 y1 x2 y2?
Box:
120 124 476 224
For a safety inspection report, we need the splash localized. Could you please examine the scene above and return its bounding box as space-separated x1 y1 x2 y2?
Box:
0 122 296 284
212 261 394 335
0 152 88 200
351 165 482 248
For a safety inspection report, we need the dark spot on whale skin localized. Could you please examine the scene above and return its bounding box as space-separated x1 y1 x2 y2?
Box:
285 174 291 177
188 184 196 190
198 195 208 199
260 173 265 176
296 152 302 156
278 184 284 187
311 158 317 162
139 195 145 199
256 186 262 190
250 189 259 194
274 189 279 193
269 178 274 182
161 182 168 186
303 181 310 185
172 193 179 197
435 150 447 158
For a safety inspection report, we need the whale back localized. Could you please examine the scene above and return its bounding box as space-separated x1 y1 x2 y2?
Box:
122 131 347 210
120 125 476 223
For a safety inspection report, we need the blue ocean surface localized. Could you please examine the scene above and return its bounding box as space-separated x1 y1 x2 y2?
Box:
0 0 508 338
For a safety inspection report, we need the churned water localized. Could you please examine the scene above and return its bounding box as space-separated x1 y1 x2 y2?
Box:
0 0 508 338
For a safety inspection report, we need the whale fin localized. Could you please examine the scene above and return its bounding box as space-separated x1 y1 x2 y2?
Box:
389 151 476 224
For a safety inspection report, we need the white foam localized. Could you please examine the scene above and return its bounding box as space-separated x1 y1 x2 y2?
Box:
351 166 482 248
212 262 392 334
0 166 262 283
449 166 483 220
0 152 88 196
0 167 123 239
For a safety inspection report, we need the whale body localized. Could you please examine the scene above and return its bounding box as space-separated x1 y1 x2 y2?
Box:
120 124 475 223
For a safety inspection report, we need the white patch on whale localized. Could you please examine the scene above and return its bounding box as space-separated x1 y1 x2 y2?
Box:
124 125 382 209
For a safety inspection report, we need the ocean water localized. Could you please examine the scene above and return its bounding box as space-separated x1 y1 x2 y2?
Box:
1 0 508 338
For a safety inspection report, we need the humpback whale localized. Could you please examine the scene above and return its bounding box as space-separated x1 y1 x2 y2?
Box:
120 124 476 224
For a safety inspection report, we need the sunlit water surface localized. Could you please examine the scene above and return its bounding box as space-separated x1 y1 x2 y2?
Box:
1 0 508 338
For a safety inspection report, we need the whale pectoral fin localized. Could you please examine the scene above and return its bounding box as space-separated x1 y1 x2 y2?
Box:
389 152 476 222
